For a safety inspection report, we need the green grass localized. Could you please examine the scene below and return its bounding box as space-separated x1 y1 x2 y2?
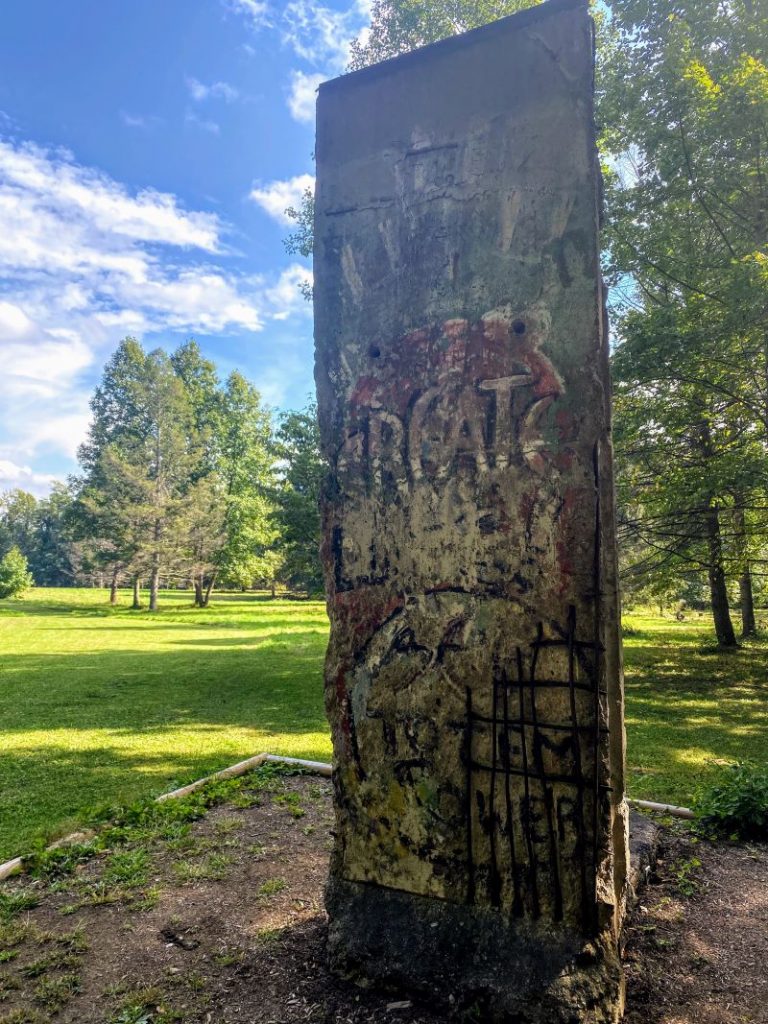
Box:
622 610 768 807
0 588 766 860
0 588 330 861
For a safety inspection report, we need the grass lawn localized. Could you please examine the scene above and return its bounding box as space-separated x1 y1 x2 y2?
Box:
1 588 766 861
622 610 768 808
0 588 330 861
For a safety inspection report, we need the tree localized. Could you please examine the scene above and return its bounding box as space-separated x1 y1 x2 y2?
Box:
78 338 148 476
74 337 281 610
209 372 276 606
170 340 222 478
274 405 325 593
76 340 198 611
610 289 768 646
180 471 228 606
0 489 38 559
0 486 81 589
32 484 78 587
348 0 542 69
0 547 34 599
128 349 198 611
75 338 153 601
602 0 768 645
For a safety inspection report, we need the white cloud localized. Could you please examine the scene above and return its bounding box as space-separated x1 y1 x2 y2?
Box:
185 110 221 134
265 263 313 316
0 460 59 496
0 136 309 492
1 330 93 400
186 77 240 103
14 409 93 461
287 70 324 122
226 0 272 29
0 300 35 341
0 140 220 252
249 173 314 225
120 112 161 130
113 268 263 332
282 0 370 70
228 0 371 121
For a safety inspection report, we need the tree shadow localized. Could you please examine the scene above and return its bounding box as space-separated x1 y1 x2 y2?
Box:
623 637 768 803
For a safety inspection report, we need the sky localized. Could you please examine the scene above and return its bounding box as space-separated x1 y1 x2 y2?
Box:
0 0 371 496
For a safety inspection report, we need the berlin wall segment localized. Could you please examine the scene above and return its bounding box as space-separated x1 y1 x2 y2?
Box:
313 0 629 1020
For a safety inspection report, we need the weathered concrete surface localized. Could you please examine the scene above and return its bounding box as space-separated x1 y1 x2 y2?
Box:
314 0 628 1019
628 811 660 896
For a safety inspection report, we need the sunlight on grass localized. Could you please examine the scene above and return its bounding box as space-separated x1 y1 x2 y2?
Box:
623 609 768 807
0 589 765 859
0 587 331 859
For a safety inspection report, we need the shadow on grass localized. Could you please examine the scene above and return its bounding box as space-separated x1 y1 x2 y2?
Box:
0 632 327 728
0 632 331 857
623 637 768 804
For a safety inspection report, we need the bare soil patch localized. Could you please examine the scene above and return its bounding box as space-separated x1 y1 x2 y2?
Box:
0 772 765 1023
623 826 768 1024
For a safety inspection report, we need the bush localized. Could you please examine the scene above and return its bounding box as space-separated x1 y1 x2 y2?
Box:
694 761 768 840
0 546 34 599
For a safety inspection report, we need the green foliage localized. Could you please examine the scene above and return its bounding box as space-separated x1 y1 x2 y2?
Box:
0 892 39 923
0 483 79 588
172 852 233 883
670 855 702 897
348 0 542 69
71 339 281 606
0 547 33 599
32 972 80 1011
694 761 768 840
25 842 99 882
283 185 314 285
272 792 306 818
110 990 181 1024
212 371 277 599
273 405 325 592
103 849 150 888
602 0 768 643
0 491 37 558
257 877 287 898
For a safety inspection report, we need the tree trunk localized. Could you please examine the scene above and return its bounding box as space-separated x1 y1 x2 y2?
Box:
704 503 737 647
132 576 141 609
194 578 204 607
201 572 217 608
149 557 160 612
733 502 756 637
109 568 119 606
739 567 756 638
271 581 276 598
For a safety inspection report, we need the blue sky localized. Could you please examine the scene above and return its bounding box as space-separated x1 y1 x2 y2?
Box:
0 0 370 495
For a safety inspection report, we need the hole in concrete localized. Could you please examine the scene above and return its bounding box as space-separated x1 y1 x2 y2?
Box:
369 345 381 358
512 319 526 335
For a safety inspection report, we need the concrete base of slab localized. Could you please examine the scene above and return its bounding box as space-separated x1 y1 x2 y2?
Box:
628 810 660 895
326 876 624 1024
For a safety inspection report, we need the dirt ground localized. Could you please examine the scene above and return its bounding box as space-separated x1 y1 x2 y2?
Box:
623 826 768 1024
0 772 766 1024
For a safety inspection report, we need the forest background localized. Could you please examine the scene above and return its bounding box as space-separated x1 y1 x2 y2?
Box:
1 0 767 649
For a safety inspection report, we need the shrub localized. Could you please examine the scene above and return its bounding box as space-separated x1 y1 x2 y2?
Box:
694 761 768 840
0 546 34 599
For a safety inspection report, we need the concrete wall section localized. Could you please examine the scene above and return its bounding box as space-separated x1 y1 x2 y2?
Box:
314 1 627 1018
